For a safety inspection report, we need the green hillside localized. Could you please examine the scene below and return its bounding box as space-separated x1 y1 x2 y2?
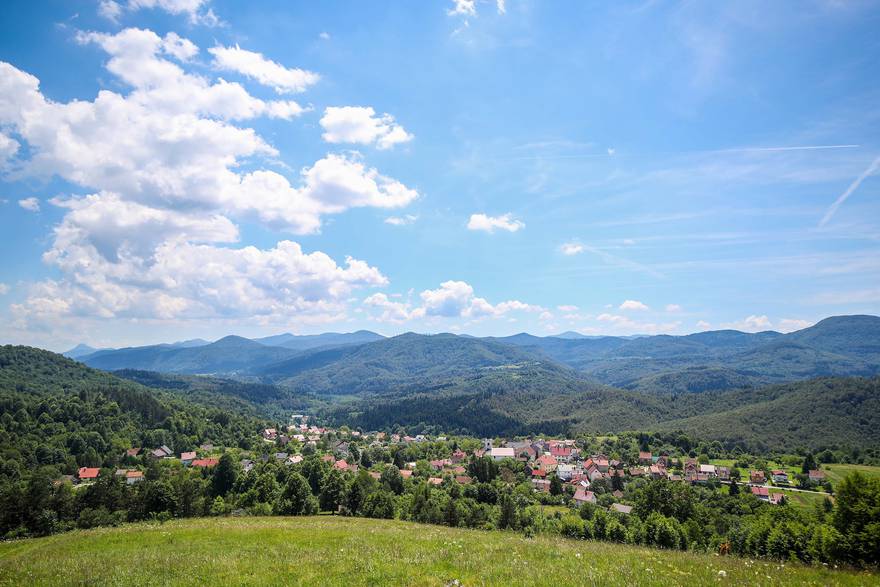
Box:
0 517 874 586
656 377 880 452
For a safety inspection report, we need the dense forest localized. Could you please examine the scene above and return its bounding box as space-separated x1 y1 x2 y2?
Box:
0 346 269 484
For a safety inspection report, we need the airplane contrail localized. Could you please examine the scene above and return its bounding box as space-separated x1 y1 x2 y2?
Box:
819 154 880 227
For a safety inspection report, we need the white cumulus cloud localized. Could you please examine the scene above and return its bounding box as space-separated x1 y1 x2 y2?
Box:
559 242 584 255
18 197 39 212
320 106 413 150
209 44 319 94
467 213 524 233
620 300 649 311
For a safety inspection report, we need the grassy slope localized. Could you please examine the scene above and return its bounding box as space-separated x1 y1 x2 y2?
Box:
0 517 876 586
823 463 880 486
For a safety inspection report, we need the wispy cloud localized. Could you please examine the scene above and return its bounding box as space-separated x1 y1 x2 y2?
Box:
819 154 880 227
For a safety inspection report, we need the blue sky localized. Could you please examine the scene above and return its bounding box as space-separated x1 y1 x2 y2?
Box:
1 0 879 350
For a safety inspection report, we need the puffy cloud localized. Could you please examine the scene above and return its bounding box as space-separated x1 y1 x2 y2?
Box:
320 106 413 150
363 292 412 323
497 0 506 14
0 283 9 295
596 313 682 334
559 242 584 255
99 1 123 21
364 280 542 323
385 214 418 226
778 318 813 333
448 0 476 17
0 132 18 163
721 315 773 332
619 299 649 311
696 320 712 330
209 44 319 94
467 213 524 233
0 28 417 334
15 238 386 325
557 305 579 312
126 0 217 24
18 197 39 212
665 304 682 312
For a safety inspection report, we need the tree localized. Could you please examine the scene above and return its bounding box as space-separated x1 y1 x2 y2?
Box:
549 474 563 496
319 468 346 512
363 490 395 519
275 472 318 516
498 493 517 530
729 478 740 496
211 453 239 497
380 465 405 495
832 472 880 565
802 452 817 475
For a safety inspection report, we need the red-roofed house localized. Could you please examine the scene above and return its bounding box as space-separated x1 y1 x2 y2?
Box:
808 470 825 483
126 470 144 484
78 467 100 481
536 454 557 472
639 451 652 464
191 458 219 468
751 486 770 500
399 469 413 479
573 487 597 506
180 451 197 465
750 470 766 484
455 475 472 484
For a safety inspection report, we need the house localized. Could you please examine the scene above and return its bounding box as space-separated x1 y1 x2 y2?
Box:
771 470 789 484
451 449 467 463
490 447 515 461
399 469 413 479
536 454 558 472
191 458 219 468
596 459 610 472
114 468 128 478
241 459 254 473
611 503 633 515
808 470 825 483
427 477 443 485
125 448 141 458
274 452 289 461
78 467 100 481
649 465 665 480
532 479 551 493
750 470 766 485
200 443 213 452
333 459 349 471
531 468 548 478
639 451 652 465
180 451 196 465
683 459 699 476
556 464 577 481
321 454 335 463
149 445 173 459
716 467 730 480
573 487 597 506
699 464 716 477
550 445 575 461
262 428 277 441
455 476 472 484
612 490 624 499
125 470 144 485
751 486 770 500
288 454 303 465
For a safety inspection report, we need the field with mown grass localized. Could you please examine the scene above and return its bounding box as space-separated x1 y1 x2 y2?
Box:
822 463 880 486
0 517 877 586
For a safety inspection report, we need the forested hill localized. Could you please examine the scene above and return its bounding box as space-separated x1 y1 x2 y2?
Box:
258 332 569 394
0 346 267 482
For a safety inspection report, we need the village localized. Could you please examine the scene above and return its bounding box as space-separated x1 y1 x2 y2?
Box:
61 416 834 515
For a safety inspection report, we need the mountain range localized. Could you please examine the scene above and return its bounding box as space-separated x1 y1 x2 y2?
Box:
70 315 880 395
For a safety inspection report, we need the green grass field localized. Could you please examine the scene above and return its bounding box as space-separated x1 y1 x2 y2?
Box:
822 463 880 486
0 517 877 586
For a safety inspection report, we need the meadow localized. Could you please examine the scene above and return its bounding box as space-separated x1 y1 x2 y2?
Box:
0 517 877 586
